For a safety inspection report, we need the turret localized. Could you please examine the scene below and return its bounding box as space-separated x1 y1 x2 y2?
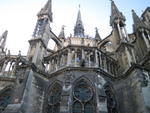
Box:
0 30 8 51
58 25 65 40
132 10 147 32
74 6 84 37
110 0 126 27
28 0 53 65
132 10 150 51
95 28 101 41
32 0 52 38
110 0 129 45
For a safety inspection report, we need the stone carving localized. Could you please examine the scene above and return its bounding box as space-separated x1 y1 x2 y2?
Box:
142 70 150 87
97 75 106 89
63 73 74 91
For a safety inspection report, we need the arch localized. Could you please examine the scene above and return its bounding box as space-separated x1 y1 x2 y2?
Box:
0 85 13 112
98 38 112 49
73 76 94 88
72 76 96 113
47 81 62 113
72 101 82 113
104 83 118 113
84 102 94 113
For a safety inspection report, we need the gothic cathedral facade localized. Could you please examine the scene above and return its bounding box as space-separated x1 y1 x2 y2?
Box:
0 0 150 113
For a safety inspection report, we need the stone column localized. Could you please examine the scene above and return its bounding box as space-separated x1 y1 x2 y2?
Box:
131 49 136 63
125 47 132 67
74 49 77 67
56 57 59 70
124 26 130 41
88 53 91 67
141 29 150 49
146 30 150 41
67 49 72 66
95 50 99 67
99 52 102 68
117 22 123 40
62 54 64 67
82 49 85 59
104 57 107 72
48 61 51 72
1 61 8 73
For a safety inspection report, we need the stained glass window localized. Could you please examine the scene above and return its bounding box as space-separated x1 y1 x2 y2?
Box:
0 87 12 112
72 101 82 113
84 102 94 113
47 83 62 113
73 78 95 113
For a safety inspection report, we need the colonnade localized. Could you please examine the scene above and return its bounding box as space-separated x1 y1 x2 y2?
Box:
45 47 118 76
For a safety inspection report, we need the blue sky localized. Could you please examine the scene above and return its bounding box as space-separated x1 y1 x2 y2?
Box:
0 0 149 55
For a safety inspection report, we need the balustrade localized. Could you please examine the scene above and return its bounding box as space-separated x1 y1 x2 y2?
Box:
44 46 118 76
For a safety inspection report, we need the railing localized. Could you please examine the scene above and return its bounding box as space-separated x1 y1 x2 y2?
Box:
44 46 119 76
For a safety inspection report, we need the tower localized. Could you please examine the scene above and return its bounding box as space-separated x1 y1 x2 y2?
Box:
110 0 129 46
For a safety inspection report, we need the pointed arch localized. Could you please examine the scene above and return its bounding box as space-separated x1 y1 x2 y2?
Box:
72 101 82 113
73 76 93 88
0 85 13 112
47 80 62 113
72 76 96 113
104 83 118 113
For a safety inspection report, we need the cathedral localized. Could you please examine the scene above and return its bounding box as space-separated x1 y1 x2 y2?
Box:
0 0 150 113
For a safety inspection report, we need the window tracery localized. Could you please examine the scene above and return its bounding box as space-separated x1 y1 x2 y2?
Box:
105 86 118 113
0 87 12 112
47 83 62 113
73 78 95 113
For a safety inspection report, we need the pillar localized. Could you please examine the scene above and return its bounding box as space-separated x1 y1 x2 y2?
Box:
74 49 77 67
88 53 91 67
95 50 99 67
142 29 150 49
1 61 8 73
117 23 123 40
131 49 136 63
124 26 130 41
82 49 85 60
125 47 132 67
48 61 51 72
67 49 72 66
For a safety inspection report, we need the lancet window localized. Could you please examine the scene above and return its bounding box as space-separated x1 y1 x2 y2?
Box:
47 83 62 113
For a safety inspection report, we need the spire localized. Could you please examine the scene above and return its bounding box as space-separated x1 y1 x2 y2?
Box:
74 5 84 37
95 28 101 41
110 0 126 26
132 10 146 32
37 0 52 22
33 0 52 38
0 30 8 50
58 25 65 39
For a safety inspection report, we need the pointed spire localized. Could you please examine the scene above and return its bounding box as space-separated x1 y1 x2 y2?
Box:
37 0 52 22
58 25 65 39
33 0 52 38
0 30 8 50
74 5 84 37
132 9 146 32
110 0 126 26
95 28 101 41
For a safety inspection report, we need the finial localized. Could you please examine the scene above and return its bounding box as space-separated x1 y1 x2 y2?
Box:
131 9 134 12
79 4 80 9
18 50 21 56
62 25 65 30
95 27 98 32
7 50 10 55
